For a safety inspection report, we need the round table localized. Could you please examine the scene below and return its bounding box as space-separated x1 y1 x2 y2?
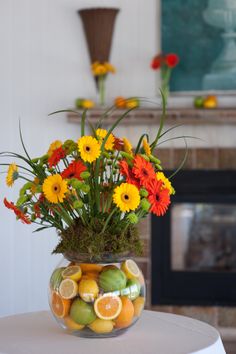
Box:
0 310 225 354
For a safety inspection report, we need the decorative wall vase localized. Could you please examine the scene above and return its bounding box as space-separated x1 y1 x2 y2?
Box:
49 253 146 338
78 8 119 67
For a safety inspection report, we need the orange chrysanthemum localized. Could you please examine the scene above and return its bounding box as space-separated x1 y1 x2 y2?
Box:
132 155 156 188
48 147 66 168
61 160 86 180
4 198 31 224
147 179 170 216
119 160 141 188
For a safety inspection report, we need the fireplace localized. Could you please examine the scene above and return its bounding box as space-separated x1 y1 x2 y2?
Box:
151 170 236 306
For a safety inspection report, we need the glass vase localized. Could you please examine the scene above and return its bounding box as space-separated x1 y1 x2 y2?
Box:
48 253 146 338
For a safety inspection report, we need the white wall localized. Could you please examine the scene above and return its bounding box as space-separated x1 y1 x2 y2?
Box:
0 0 158 316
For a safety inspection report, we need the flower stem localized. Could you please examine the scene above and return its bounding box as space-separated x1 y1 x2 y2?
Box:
98 75 105 106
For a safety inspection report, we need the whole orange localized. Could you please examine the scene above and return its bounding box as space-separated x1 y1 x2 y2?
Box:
114 296 134 329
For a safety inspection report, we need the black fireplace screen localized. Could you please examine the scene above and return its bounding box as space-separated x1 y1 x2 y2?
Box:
151 170 236 306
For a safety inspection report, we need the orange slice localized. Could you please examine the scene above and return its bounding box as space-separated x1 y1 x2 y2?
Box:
62 265 82 281
80 263 103 274
59 279 78 299
51 291 71 318
94 294 122 320
121 259 140 279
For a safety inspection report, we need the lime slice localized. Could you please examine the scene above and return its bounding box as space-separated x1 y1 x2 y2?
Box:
121 259 140 279
62 265 82 282
59 279 78 299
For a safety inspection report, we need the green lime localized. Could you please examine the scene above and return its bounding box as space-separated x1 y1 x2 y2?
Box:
75 98 84 109
99 269 127 292
50 267 65 291
194 96 204 109
70 298 96 325
121 278 141 300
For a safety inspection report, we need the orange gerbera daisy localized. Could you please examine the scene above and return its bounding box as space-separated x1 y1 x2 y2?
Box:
132 155 156 188
61 160 86 180
4 198 31 224
119 160 140 188
48 146 66 168
147 179 170 216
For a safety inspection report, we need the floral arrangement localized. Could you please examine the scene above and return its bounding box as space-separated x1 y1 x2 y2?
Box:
2 98 177 259
151 53 179 98
91 61 116 106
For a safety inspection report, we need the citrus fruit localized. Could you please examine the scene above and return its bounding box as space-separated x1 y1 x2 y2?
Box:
121 259 140 279
70 298 97 325
81 272 99 281
80 263 103 274
64 316 85 330
94 294 122 320
59 279 79 299
121 278 141 301
78 279 99 302
101 265 118 272
99 269 127 292
133 296 145 317
89 318 114 334
51 291 71 318
50 267 65 290
114 296 134 328
62 265 82 281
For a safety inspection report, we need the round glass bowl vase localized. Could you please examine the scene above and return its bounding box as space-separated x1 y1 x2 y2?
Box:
48 254 146 338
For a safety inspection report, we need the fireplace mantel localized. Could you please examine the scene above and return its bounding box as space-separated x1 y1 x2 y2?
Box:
67 107 236 126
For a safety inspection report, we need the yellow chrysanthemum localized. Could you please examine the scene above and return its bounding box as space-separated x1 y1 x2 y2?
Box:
42 174 68 204
47 140 62 157
156 172 175 195
82 100 95 109
104 62 116 73
143 138 151 156
92 64 107 76
113 183 140 212
6 163 18 187
78 136 101 163
96 128 115 151
123 137 133 155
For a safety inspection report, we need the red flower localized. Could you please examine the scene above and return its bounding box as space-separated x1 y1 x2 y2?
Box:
48 147 66 168
132 155 156 188
165 53 179 68
151 54 163 70
147 179 170 216
61 160 86 180
119 160 141 188
4 198 31 224
113 136 124 151
33 203 41 218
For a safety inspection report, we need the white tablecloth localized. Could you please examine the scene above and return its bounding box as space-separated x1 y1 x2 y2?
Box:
0 310 225 354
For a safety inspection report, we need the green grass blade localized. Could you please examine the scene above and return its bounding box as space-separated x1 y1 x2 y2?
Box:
150 90 167 152
168 138 188 179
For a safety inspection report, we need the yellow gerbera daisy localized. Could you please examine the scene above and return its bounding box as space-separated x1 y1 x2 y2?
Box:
96 128 115 151
123 137 133 155
92 64 107 76
104 62 116 73
78 136 101 163
113 183 140 212
6 163 19 187
42 174 68 203
47 140 62 157
143 138 151 156
156 172 175 195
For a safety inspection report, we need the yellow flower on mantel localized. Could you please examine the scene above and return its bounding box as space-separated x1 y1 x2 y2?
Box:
82 100 95 109
92 64 107 76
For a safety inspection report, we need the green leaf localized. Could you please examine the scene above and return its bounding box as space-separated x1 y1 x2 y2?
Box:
168 138 188 179
19 120 31 160
81 109 87 137
135 133 149 154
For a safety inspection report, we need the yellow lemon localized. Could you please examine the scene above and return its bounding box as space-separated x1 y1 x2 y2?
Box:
121 259 140 279
64 316 85 330
89 318 114 334
78 279 99 302
59 279 78 299
133 296 145 317
62 265 82 282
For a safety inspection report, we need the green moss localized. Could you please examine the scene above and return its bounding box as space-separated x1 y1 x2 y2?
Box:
52 217 143 259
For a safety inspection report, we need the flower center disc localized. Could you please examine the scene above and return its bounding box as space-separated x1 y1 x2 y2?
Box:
85 146 91 152
121 193 130 202
52 183 61 194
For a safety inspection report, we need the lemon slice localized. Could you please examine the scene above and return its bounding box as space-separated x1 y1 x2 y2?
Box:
59 279 78 299
121 259 140 279
94 294 122 320
62 265 82 281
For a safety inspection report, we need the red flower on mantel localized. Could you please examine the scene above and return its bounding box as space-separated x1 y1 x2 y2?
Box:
165 53 179 68
151 54 163 70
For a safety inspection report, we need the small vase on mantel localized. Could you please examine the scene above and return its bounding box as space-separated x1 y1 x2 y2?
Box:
48 252 146 338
